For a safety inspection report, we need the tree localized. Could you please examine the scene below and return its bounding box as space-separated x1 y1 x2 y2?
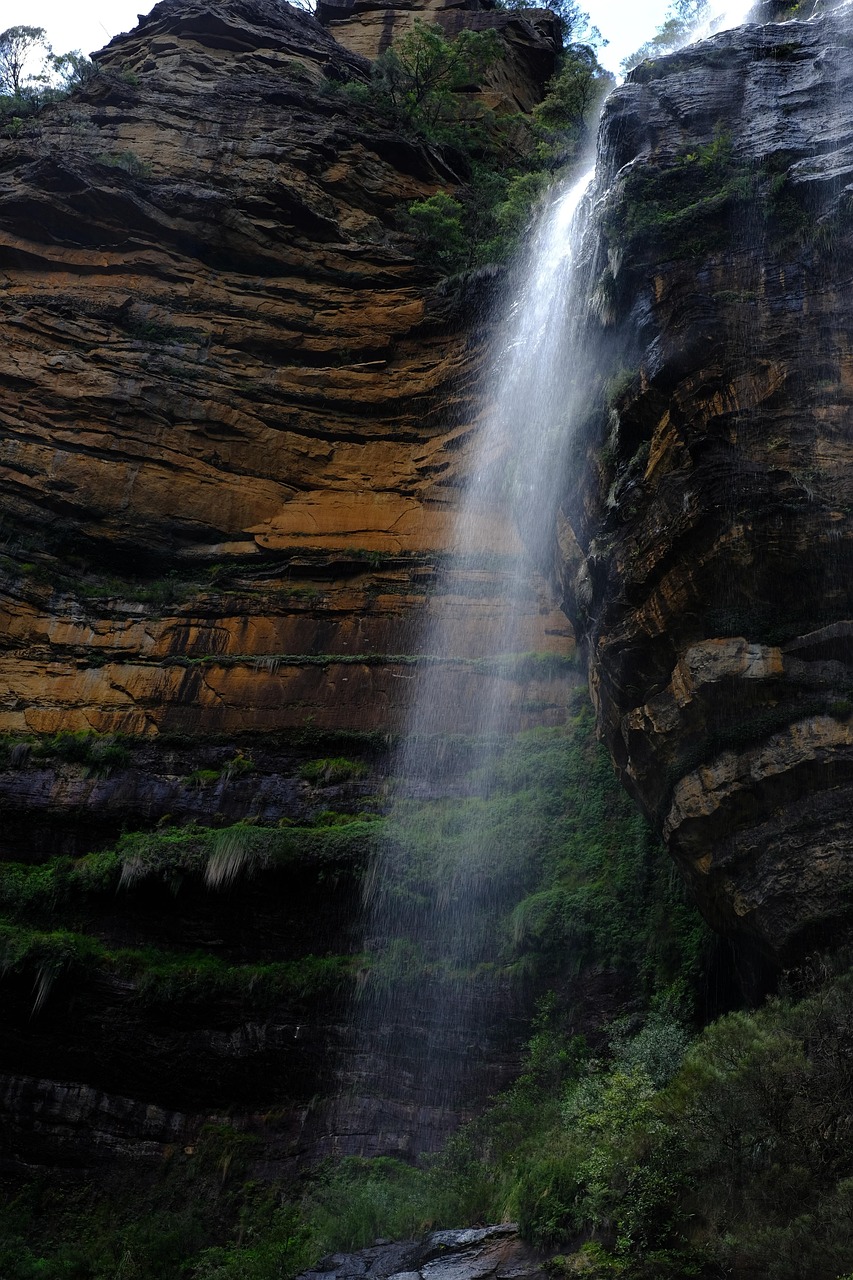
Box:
373 21 500 132
498 0 605 48
533 44 613 168
47 50 96 93
621 0 710 72
0 26 50 98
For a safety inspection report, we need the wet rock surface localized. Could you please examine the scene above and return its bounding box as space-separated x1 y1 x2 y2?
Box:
560 1 853 964
299 1224 550 1280
0 0 573 1174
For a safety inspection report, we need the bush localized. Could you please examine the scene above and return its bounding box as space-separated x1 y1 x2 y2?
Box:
371 21 500 133
299 756 368 784
403 192 467 270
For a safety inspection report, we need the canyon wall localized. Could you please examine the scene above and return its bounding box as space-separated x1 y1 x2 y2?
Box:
3 0 853 1188
0 0 573 1174
559 0 853 966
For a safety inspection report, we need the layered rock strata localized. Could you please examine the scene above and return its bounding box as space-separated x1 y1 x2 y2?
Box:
316 0 560 114
560 2 853 965
0 0 571 737
0 0 572 1173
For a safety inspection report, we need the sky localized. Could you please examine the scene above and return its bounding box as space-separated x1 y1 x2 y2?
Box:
4 0 676 77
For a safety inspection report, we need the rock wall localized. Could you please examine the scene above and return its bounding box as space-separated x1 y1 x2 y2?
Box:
316 0 560 114
0 0 571 741
0 0 573 1174
559 1 853 966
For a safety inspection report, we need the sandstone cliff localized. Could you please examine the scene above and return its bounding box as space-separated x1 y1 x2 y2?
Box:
559 0 853 966
0 0 574 1173
0 0 571 744
5 0 851 1198
316 0 560 113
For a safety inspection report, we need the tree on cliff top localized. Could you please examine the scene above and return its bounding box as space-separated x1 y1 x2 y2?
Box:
0 26 95 126
0 26 49 97
498 0 605 48
373 21 501 132
620 0 709 71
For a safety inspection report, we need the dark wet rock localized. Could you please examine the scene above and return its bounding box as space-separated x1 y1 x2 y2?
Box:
559 0 853 965
299 1224 551 1280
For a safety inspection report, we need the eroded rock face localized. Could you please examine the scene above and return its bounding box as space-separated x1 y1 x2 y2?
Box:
559 2 853 964
316 0 561 114
0 0 574 1173
0 0 572 741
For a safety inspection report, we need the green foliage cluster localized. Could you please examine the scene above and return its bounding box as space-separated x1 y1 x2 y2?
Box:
11 964 853 1278
0 815 382 922
299 756 369 784
610 128 819 271
162 649 576 673
505 710 706 996
620 0 708 73
0 919 355 1010
6 693 853 1277
0 24 94 131
0 730 130 775
186 752 256 789
371 703 704 996
96 148 151 177
613 127 752 261
0 1123 318 1280
14 557 207 605
336 17 611 273
371 22 502 132
485 964 853 1279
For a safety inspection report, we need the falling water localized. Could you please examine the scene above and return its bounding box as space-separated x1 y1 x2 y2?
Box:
344 0 772 1156
343 171 598 1155
695 0 758 41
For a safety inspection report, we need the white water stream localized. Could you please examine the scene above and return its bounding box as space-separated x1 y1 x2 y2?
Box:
346 0 765 1153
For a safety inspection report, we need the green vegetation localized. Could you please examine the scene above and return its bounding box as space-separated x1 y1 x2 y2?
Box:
185 752 256 789
0 24 94 130
0 816 382 920
370 22 502 132
357 700 706 1005
7 963 853 1277
437 963 853 1279
159 648 577 673
0 1124 317 1280
607 123 818 275
4 693 853 1277
96 148 151 177
0 730 130 775
620 0 709 72
0 920 356 1010
299 756 369 784
330 15 612 273
612 127 752 261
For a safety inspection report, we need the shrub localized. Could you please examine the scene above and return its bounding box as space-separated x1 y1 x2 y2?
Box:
299 756 368 784
403 192 467 270
372 22 500 133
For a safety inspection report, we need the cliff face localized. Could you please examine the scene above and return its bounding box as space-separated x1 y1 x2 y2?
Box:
0 0 574 1173
5 0 852 1192
0 0 571 743
316 0 560 114
560 2 853 966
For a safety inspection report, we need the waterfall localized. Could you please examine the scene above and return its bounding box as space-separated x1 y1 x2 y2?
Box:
341 0 768 1158
340 173 598 1156
697 0 758 39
